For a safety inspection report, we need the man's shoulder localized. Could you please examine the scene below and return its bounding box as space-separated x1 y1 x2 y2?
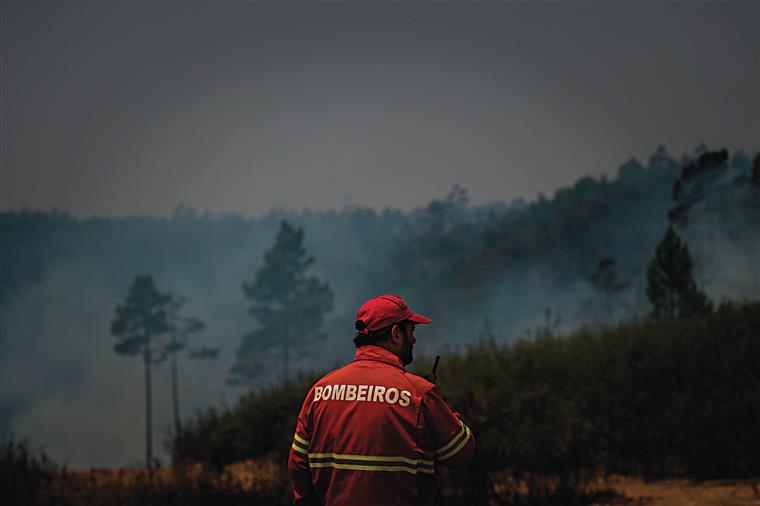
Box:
313 363 353 386
401 371 436 395
311 363 434 394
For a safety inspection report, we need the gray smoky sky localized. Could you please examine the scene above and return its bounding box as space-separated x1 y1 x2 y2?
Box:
1 1 759 217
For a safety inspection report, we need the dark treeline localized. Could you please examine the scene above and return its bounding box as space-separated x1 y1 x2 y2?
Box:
169 300 760 504
2 146 756 338
0 146 758 468
393 147 759 341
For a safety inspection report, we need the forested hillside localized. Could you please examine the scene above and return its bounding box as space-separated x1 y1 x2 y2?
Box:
1 146 757 467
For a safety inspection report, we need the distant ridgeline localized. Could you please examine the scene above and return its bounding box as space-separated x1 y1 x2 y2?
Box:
1 146 758 358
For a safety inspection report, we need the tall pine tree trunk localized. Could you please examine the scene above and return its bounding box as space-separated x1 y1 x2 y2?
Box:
143 347 153 468
171 345 181 434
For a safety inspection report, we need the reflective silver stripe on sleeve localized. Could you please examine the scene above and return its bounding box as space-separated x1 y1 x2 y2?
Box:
307 452 434 475
292 433 310 455
435 422 471 461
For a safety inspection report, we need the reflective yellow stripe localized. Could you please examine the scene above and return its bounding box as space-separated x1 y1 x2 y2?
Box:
309 461 435 475
437 424 471 461
293 433 310 446
291 442 308 455
435 421 466 456
308 452 433 466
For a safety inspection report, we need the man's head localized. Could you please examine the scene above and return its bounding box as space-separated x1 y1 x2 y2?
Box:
353 295 431 365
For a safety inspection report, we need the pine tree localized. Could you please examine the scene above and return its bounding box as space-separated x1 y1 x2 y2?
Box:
110 275 170 468
588 258 630 323
158 295 217 435
230 221 334 384
646 227 711 320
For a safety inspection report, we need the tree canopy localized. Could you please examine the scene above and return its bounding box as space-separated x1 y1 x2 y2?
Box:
111 276 170 356
110 275 171 468
646 227 711 320
230 221 334 384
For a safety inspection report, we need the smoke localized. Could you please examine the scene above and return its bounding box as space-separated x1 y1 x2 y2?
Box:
670 150 760 300
0 252 256 468
1 148 758 468
0 207 411 468
0 266 151 468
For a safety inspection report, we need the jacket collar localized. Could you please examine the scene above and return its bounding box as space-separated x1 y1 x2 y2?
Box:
354 345 405 370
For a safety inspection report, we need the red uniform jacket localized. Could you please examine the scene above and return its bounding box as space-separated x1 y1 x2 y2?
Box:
288 346 475 505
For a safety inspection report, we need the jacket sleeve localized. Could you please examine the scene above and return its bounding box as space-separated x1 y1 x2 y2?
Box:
288 387 317 504
420 386 475 469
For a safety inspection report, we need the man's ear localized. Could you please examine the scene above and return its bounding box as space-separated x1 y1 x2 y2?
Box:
389 324 403 345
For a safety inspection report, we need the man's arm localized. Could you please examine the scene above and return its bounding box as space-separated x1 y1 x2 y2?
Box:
288 389 317 504
420 386 475 468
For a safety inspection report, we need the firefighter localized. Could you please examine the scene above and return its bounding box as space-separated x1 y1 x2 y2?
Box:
288 294 475 505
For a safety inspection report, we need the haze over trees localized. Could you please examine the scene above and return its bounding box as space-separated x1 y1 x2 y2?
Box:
587 258 631 324
646 227 711 320
163 295 218 434
669 150 760 296
230 221 334 385
2 145 758 467
110 276 170 468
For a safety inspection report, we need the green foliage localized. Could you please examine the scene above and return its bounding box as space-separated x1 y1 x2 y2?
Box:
110 275 171 468
586 258 631 323
111 276 170 356
161 295 208 360
437 301 760 481
669 149 731 227
646 227 711 320
668 149 760 297
391 148 684 338
171 375 317 469
162 294 216 435
173 300 760 497
231 221 334 384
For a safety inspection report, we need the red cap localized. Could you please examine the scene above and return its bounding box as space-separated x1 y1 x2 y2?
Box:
354 294 432 334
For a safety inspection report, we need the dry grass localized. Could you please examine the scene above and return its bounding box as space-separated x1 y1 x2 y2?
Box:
67 459 283 493
593 475 760 506
67 464 758 506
